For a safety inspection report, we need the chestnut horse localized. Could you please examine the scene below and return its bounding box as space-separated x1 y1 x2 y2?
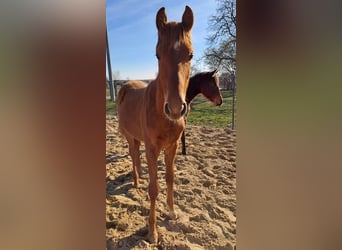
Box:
117 6 194 243
181 69 222 155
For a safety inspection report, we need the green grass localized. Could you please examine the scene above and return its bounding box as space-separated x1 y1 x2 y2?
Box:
106 87 117 115
187 90 234 128
106 89 235 128
106 99 116 115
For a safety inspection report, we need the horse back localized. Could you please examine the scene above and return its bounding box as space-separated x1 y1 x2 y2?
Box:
117 81 147 141
117 80 147 104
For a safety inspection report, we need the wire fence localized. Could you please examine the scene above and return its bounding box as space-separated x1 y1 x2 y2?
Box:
106 77 236 129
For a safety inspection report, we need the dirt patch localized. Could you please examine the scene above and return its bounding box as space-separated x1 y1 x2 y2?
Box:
106 116 236 249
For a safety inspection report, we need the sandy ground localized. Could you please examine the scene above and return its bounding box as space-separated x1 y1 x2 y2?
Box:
106 115 236 250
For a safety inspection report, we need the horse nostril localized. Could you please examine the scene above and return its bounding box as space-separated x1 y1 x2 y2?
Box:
180 102 187 116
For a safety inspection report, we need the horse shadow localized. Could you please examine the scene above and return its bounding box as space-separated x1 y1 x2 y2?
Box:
106 219 174 250
106 169 176 249
106 172 132 195
106 152 129 164
106 225 153 250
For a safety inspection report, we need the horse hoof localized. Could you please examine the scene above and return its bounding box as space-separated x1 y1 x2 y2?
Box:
147 231 158 244
169 210 177 220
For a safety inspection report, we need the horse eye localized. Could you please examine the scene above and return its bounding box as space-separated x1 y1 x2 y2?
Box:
189 54 193 60
156 54 160 60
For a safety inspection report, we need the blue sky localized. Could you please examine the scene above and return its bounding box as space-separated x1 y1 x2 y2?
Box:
106 0 217 80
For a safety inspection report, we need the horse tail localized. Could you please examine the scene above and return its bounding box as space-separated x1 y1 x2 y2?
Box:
117 85 127 105
116 86 127 135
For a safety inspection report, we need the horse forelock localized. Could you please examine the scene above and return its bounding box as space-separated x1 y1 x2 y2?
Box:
157 22 192 55
205 72 220 90
188 71 221 104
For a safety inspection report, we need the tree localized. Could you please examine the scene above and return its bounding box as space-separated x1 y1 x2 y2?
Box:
204 0 237 129
112 70 121 80
204 0 236 75
190 63 200 76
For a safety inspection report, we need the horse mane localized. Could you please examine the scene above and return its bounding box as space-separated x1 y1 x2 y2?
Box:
191 71 213 80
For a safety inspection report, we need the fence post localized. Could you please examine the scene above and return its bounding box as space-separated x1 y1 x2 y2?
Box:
106 27 115 102
231 74 236 129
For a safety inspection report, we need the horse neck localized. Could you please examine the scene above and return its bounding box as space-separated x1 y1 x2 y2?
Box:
186 75 202 104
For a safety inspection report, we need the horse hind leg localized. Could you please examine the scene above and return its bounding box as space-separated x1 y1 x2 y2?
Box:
181 117 187 155
164 143 178 220
181 130 186 155
128 138 141 187
135 140 143 177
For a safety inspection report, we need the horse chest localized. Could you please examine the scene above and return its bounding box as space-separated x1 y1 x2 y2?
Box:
158 126 182 141
146 120 184 147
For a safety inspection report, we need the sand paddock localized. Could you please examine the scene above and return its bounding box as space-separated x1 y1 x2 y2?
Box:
106 116 236 249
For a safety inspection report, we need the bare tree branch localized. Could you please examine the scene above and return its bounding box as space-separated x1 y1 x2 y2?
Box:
204 0 236 74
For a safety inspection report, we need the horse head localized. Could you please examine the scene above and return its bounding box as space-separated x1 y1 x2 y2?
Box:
156 6 194 120
201 69 222 106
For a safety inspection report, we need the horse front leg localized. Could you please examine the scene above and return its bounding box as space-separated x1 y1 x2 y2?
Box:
145 143 161 244
164 142 178 220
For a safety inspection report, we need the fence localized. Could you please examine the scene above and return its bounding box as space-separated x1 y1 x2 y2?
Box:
106 77 236 129
106 80 152 100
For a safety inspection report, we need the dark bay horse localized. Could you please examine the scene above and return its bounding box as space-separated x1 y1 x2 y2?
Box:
117 6 194 243
181 69 222 154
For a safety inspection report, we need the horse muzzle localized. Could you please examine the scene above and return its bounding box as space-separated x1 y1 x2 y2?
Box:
164 102 187 120
216 98 223 106
213 96 223 106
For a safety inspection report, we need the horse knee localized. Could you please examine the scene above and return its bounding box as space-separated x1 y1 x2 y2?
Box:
148 182 159 200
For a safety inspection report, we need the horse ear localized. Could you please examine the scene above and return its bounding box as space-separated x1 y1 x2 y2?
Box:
156 7 167 31
211 69 218 76
182 6 194 32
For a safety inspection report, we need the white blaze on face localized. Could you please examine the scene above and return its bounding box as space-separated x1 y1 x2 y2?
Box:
173 40 181 51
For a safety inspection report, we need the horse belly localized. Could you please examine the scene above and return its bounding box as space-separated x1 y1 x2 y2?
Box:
119 118 144 141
